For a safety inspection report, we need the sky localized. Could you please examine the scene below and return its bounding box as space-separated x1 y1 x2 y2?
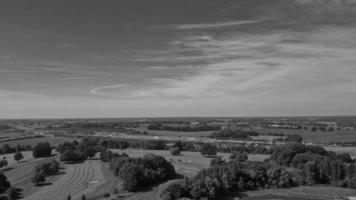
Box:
0 0 356 118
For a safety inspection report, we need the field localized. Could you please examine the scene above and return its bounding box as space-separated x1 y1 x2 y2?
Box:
111 149 270 177
237 186 356 200
1 151 34 167
3 155 60 196
257 128 356 143
133 127 213 138
0 137 79 147
1 150 106 200
23 160 104 200
325 146 356 158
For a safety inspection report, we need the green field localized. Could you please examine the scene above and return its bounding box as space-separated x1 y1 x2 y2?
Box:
239 186 356 200
258 128 356 143
133 127 214 137
325 146 356 158
111 149 270 177
0 137 79 147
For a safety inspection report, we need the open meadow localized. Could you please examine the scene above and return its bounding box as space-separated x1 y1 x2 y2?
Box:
234 186 356 200
257 128 356 144
325 146 356 158
0 137 79 147
23 160 104 200
133 127 213 138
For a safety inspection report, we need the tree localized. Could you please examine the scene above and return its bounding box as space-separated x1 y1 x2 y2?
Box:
210 157 226 167
158 182 184 200
103 193 111 199
84 147 96 159
66 195 71 200
229 152 248 162
121 164 143 191
284 135 303 143
81 194 86 200
170 147 181 156
0 171 10 193
31 169 46 186
200 144 217 157
14 151 24 163
32 142 52 158
60 150 85 163
0 159 8 169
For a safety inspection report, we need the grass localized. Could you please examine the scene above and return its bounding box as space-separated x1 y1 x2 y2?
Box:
0 137 79 147
133 127 214 137
1 151 34 167
257 128 356 143
325 146 356 158
239 186 356 200
3 154 61 197
111 149 270 177
23 159 104 200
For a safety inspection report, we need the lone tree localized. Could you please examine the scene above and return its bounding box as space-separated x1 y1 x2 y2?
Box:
31 169 46 186
32 142 52 158
66 195 72 200
0 158 8 169
81 194 86 200
170 147 181 156
14 151 24 163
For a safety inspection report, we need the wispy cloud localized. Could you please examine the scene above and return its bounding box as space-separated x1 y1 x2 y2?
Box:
90 84 127 95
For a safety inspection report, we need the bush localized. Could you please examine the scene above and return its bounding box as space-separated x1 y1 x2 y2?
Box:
30 169 46 186
170 147 181 156
14 152 24 163
200 144 217 157
0 172 10 193
210 157 226 167
158 182 184 200
60 150 86 163
229 152 248 162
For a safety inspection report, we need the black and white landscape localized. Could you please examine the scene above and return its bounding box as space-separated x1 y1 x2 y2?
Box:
0 1 356 200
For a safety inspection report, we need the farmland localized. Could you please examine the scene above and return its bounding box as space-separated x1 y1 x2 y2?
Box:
257 128 356 144
111 149 270 177
325 146 356 158
0 137 79 147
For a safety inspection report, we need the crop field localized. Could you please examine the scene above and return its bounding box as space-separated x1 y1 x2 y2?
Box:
0 137 79 147
325 146 356 158
257 128 356 143
23 160 104 200
111 149 269 177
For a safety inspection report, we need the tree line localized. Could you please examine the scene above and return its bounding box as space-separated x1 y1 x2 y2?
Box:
100 151 177 192
91 137 270 154
158 143 356 200
148 123 221 132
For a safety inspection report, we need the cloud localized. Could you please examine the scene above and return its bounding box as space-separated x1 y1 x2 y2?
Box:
149 19 271 30
90 84 127 95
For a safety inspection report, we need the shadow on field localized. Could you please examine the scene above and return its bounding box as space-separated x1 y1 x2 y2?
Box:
35 182 53 187
2 167 14 171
